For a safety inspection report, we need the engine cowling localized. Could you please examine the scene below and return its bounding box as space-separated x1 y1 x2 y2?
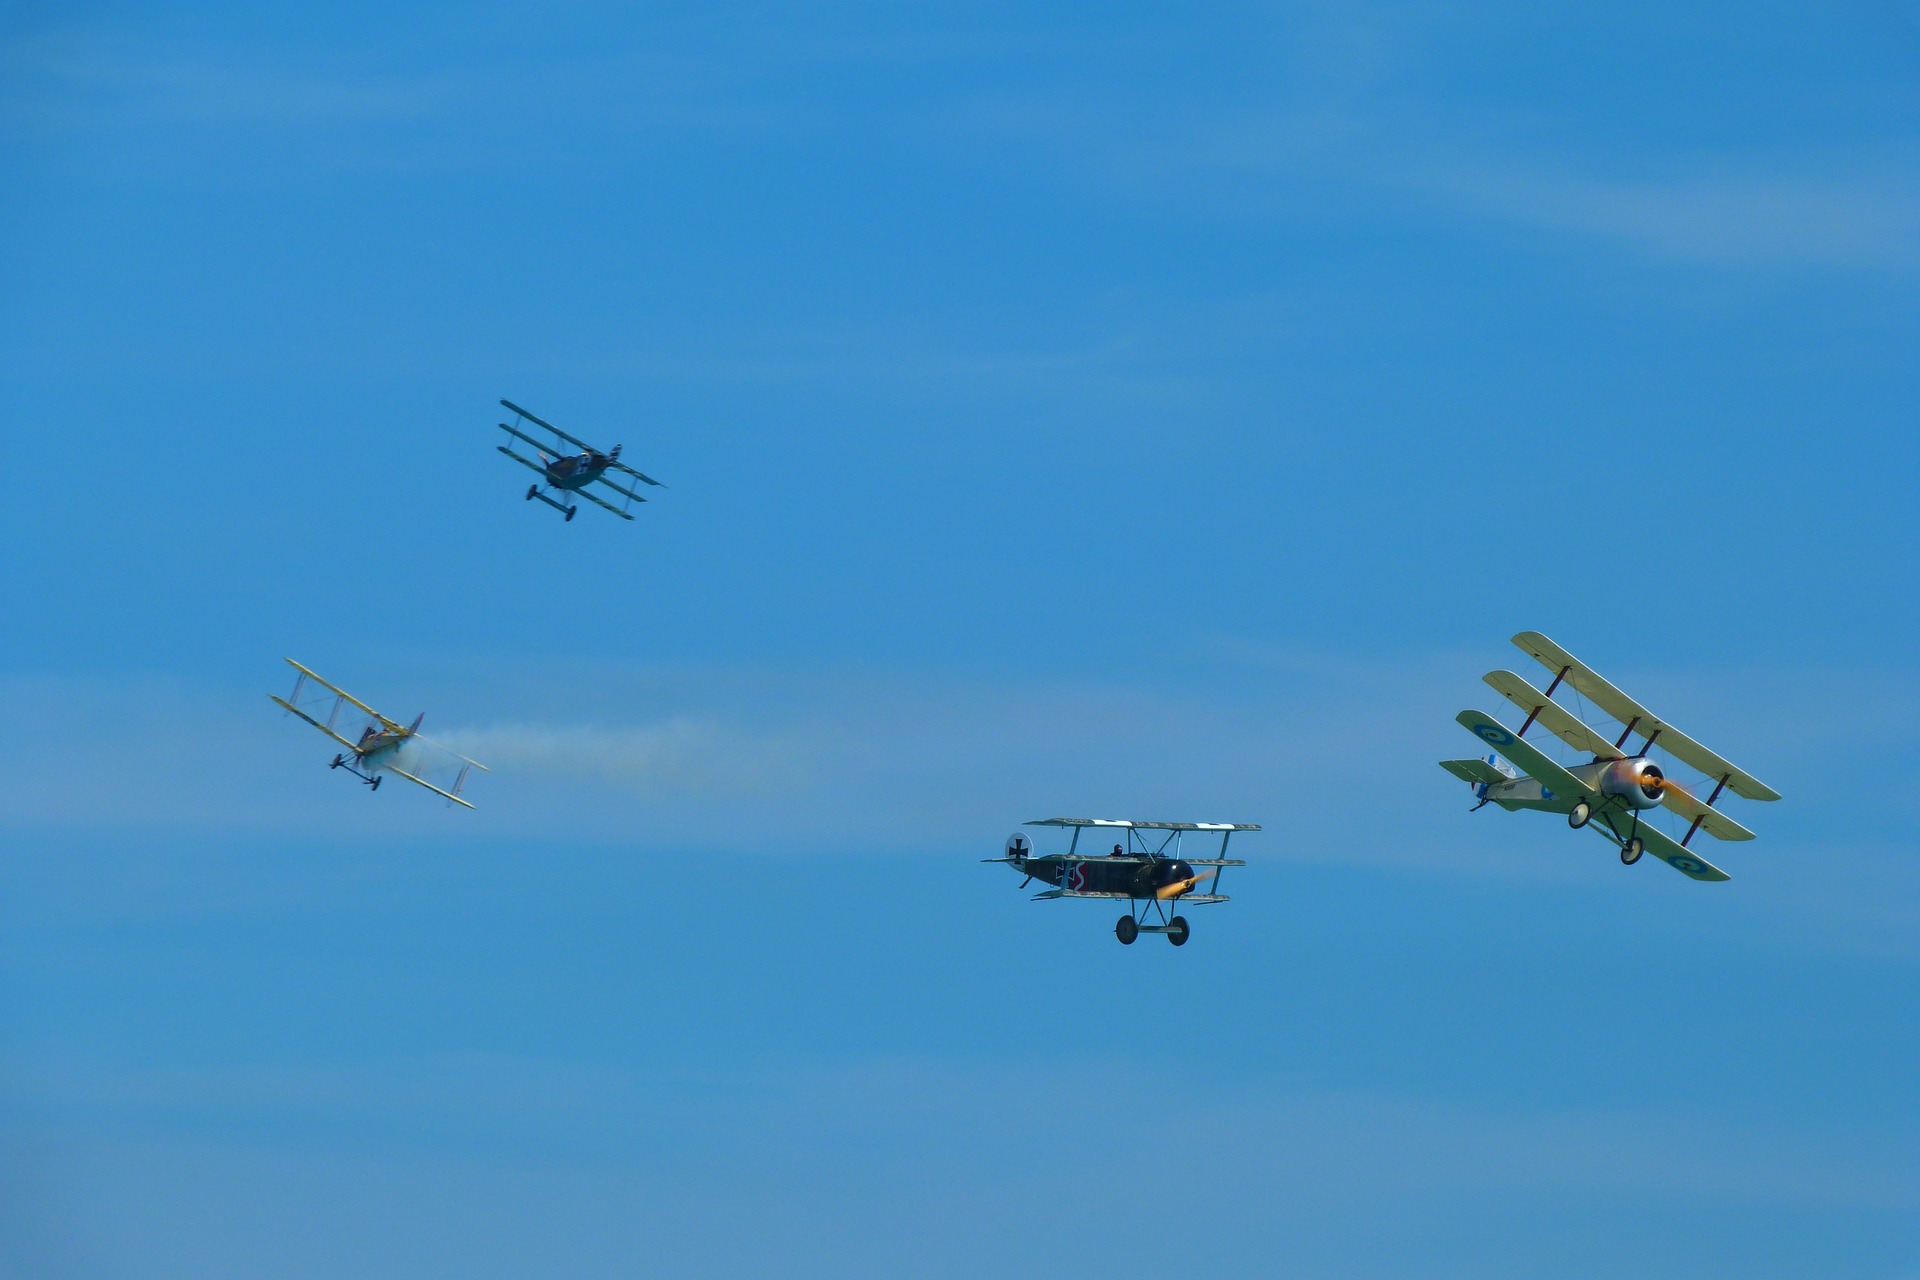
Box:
1597 758 1666 809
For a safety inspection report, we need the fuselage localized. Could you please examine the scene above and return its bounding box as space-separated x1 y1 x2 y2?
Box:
1483 756 1667 815
544 452 612 490
1019 855 1201 899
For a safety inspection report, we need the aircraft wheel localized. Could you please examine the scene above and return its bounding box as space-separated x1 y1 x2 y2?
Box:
526 485 538 501
370 776 381 792
1568 801 1592 829
330 754 343 769
564 506 577 522
1115 916 1138 946
1167 916 1191 947
1621 837 1644 865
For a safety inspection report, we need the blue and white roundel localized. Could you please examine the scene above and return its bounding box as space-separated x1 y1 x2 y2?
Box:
1671 856 1702 875
1473 722 1513 747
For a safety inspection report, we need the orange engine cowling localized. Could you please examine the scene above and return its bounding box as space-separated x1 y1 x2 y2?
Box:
1598 758 1666 809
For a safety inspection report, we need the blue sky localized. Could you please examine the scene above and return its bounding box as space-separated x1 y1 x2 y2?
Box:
1 2 1916 1276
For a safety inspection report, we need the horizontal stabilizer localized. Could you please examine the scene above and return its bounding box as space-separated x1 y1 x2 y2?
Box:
1483 670 1623 759
1512 632 1779 801
1455 710 1589 800
1439 757 1508 786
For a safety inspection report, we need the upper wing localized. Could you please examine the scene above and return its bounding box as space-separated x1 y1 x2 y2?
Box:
283 660 402 732
1024 818 1262 831
1511 632 1780 801
269 696 357 751
1482 670 1624 759
500 398 594 453
1584 817 1731 882
1455 710 1591 800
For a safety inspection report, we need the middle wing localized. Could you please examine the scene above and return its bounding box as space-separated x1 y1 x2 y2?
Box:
1455 709 1591 800
588 473 651 506
1482 670 1624 760
610 460 664 487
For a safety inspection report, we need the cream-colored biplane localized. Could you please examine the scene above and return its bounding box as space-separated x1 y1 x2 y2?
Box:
1440 632 1779 881
271 660 488 808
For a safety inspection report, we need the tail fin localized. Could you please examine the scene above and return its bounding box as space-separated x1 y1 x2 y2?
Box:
407 712 425 735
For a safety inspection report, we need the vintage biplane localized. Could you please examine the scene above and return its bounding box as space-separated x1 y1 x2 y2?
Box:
270 660 489 808
1440 632 1780 881
495 398 663 522
985 818 1257 945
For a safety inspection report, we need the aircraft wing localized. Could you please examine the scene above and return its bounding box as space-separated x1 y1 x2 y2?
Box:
497 445 549 477
1584 817 1730 882
500 399 596 453
269 696 358 751
388 766 478 810
498 423 562 458
1456 710 1591 801
588 473 651 506
1512 632 1780 801
1025 818 1261 831
1030 889 1231 903
610 460 664 487
571 486 637 521
1656 785 1756 841
283 660 402 732
1482 670 1624 759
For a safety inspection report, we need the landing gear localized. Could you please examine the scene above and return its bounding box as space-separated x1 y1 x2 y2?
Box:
564 505 577 522
370 775 381 791
526 485 539 501
1568 801 1592 829
330 754 344 769
1116 899 1194 946
1621 837 1644 865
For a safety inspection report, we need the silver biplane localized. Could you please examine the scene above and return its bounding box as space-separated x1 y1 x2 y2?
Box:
985 818 1257 945
1440 632 1780 881
495 398 663 522
271 660 489 808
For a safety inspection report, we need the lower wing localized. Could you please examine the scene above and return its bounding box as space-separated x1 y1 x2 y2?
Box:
270 696 358 752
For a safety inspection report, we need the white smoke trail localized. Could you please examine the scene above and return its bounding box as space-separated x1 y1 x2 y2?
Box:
435 718 806 796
